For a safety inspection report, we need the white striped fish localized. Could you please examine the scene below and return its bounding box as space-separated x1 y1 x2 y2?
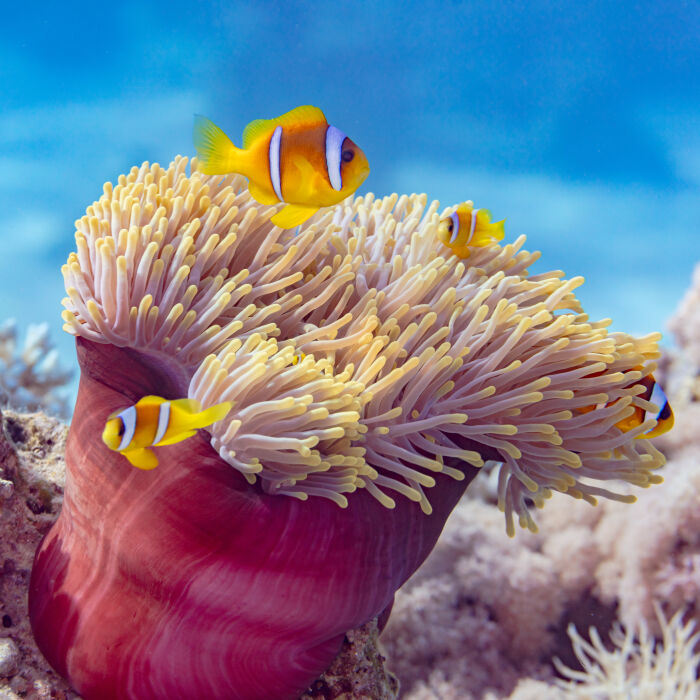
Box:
193 105 370 228
102 396 231 469
437 203 505 258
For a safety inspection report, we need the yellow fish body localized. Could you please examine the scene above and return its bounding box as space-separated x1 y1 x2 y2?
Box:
193 105 370 228
437 203 505 258
102 396 231 469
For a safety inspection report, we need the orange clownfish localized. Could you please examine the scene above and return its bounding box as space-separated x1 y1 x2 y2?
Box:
102 396 231 470
193 106 370 229
580 374 674 439
437 203 505 258
616 374 674 438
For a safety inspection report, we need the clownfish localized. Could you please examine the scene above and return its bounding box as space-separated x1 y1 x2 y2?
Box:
102 396 231 470
616 374 674 438
437 203 505 258
580 374 674 439
193 106 370 229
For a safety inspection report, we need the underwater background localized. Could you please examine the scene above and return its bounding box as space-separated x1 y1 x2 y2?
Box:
1 0 699 401
1 4 700 698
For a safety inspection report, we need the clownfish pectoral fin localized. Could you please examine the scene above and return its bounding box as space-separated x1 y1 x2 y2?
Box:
242 105 327 148
451 245 473 259
154 429 198 446
122 447 160 470
291 154 326 200
270 204 319 229
248 182 280 206
193 115 240 175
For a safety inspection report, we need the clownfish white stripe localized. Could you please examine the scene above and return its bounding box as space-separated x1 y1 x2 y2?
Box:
449 211 460 243
649 382 667 418
269 126 283 202
152 401 171 445
325 125 345 191
117 405 137 451
468 208 480 244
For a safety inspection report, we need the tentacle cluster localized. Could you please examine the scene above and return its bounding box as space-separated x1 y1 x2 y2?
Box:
62 157 666 532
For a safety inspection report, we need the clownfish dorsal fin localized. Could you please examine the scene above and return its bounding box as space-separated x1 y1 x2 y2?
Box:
242 105 327 149
136 395 167 407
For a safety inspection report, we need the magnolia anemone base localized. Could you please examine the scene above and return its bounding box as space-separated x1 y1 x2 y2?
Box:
29 338 478 700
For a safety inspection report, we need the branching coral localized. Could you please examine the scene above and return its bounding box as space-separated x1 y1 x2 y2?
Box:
30 157 669 700
0 320 72 417
554 607 700 699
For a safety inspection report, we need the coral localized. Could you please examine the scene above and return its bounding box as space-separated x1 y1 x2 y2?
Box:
668 259 700 368
0 321 72 418
554 607 700 699
381 499 567 699
0 409 77 699
381 392 700 697
299 619 398 699
30 158 668 699
594 450 700 633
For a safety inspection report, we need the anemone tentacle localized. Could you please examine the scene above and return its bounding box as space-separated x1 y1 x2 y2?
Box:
33 156 671 699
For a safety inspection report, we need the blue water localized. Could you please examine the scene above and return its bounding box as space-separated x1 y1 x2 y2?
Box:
1 1 699 403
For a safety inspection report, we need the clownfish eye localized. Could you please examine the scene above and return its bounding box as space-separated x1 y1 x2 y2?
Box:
117 419 125 437
446 220 454 233
341 149 354 163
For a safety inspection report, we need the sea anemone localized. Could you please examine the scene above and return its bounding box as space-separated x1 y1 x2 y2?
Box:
29 157 666 699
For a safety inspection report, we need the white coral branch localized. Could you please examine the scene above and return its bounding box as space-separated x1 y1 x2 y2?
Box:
554 606 700 699
0 319 73 418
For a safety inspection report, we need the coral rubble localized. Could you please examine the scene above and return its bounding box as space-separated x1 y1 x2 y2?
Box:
0 409 77 699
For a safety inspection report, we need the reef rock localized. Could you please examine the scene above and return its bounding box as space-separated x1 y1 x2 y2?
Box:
0 410 77 699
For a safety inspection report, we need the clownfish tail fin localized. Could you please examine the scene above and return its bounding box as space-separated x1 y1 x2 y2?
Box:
488 218 506 242
472 211 506 247
193 115 241 175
